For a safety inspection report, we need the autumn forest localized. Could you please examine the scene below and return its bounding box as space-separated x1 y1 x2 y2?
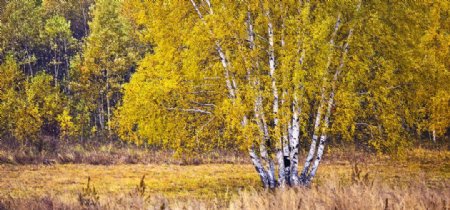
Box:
0 0 449 209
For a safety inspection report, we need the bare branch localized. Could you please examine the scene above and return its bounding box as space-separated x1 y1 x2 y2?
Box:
166 107 212 115
190 101 216 107
189 0 203 19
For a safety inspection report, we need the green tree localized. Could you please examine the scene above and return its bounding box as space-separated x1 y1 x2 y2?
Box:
41 15 76 87
71 0 141 139
42 0 94 39
0 0 43 75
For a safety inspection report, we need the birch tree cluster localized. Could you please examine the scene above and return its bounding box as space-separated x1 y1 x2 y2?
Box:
117 0 449 158
0 0 449 168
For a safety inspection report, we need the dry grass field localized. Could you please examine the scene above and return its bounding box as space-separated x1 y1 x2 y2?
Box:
0 164 259 202
0 149 449 209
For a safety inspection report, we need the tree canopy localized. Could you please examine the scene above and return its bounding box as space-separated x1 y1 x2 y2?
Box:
0 0 448 186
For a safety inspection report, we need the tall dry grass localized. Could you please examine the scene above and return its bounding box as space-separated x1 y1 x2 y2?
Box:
1 176 448 210
0 143 248 165
230 179 449 210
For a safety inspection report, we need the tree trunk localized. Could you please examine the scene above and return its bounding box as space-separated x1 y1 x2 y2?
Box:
290 50 306 185
289 95 301 185
216 44 237 98
246 11 277 188
299 14 341 184
254 90 276 188
190 0 237 99
307 93 334 183
278 92 289 187
106 69 111 135
306 3 360 183
54 47 59 86
268 17 279 129
249 146 269 188
432 130 436 142
300 92 324 182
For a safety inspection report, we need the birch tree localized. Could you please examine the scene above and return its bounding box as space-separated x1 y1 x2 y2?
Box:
0 56 63 146
71 0 140 138
116 0 449 187
116 0 363 187
0 0 43 76
116 0 229 155
41 15 76 87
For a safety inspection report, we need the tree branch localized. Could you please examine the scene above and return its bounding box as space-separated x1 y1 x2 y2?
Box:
166 107 212 115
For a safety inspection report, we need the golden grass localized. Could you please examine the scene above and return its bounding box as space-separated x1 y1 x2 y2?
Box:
0 149 448 209
0 164 259 204
229 179 449 210
2 179 448 210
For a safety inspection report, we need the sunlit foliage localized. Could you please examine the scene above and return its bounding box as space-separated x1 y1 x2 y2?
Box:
0 0 448 158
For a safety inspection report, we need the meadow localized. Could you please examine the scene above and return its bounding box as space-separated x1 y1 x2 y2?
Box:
0 149 448 209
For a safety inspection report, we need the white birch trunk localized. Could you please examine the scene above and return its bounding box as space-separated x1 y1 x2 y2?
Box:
106 69 111 135
98 98 105 130
290 50 306 185
276 149 286 187
254 87 276 188
432 130 436 142
204 0 213 15
256 112 275 189
307 43 354 184
216 44 237 98
289 95 301 185
299 93 324 181
307 93 334 182
260 14 278 189
268 19 279 128
256 96 277 188
246 11 276 188
190 2 274 188
299 15 341 184
268 159 276 188
307 3 361 183
278 91 289 187
249 146 269 188
54 49 59 86
189 0 203 19
189 0 236 99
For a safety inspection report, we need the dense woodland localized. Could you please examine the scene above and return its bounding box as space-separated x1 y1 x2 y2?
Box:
0 0 449 186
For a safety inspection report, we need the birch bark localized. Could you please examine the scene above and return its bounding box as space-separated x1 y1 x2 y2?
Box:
249 146 269 188
289 94 301 185
255 93 276 188
299 92 324 182
267 12 280 189
268 19 279 128
189 0 237 99
300 15 341 183
278 92 289 187
246 11 275 188
307 3 361 183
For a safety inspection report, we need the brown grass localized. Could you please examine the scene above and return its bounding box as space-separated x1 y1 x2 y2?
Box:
0 164 259 203
0 148 448 209
0 142 248 165
1 176 448 210
230 176 449 210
